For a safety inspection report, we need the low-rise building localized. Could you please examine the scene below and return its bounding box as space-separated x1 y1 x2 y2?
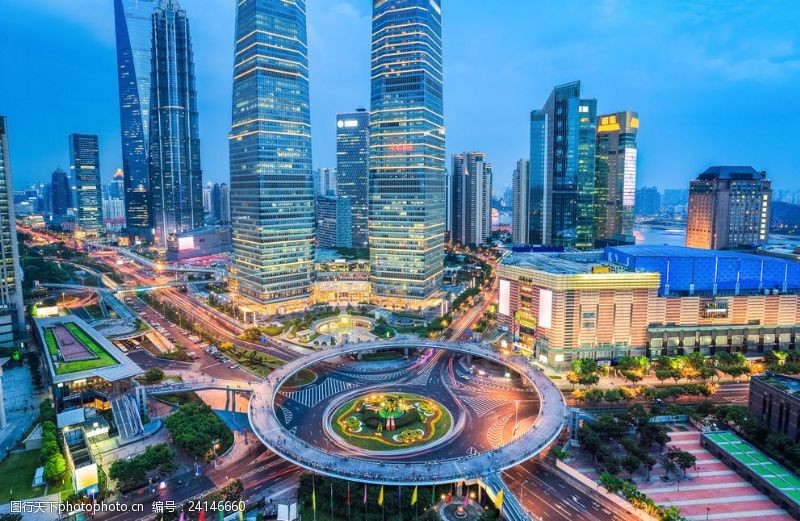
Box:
498 245 800 369
749 374 800 443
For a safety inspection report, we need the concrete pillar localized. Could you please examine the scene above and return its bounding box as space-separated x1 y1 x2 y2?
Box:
404 347 409 358
466 353 472 365
357 352 363 360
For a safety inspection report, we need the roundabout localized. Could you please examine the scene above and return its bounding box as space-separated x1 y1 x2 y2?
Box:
248 340 568 485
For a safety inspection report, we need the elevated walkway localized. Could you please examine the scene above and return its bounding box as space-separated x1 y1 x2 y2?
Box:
111 393 144 440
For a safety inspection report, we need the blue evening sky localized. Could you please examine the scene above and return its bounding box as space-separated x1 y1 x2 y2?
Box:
1 0 799 193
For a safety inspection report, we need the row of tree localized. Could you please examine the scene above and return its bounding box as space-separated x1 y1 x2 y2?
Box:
572 383 718 404
164 402 233 460
109 443 175 492
38 400 67 484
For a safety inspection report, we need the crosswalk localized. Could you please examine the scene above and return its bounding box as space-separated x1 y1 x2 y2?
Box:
280 377 358 408
279 405 293 425
345 370 408 382
460 396 509 417
403 366 434 386
487 414 512 447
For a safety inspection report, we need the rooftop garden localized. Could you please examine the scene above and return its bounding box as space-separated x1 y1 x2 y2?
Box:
45 322 118 375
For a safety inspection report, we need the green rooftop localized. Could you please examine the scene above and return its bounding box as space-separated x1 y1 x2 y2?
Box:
705 431 800 504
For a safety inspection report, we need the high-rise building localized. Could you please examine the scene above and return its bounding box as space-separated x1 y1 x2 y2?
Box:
148 0 203 247
202 183 212 219
594 111 639 243
0 117 25 345
50 167 71 222
529 81 597 248
313 168 337 197
635 186 661 217
68 133 103 235
450 152 492 246
512 158 530 244
336 109 370 248
108 168 126 200
210 182 230 225
317 195 353 249
114 0 157 243
686 166 772 250
369 0 445 301
230 0 315 308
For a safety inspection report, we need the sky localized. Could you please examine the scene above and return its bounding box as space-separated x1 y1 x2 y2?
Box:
2 0 799 194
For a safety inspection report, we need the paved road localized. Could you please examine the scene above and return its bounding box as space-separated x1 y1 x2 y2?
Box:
503 461 638 521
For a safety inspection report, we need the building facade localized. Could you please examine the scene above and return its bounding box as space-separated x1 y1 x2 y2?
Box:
230 0 315 310
369 0 445 302
148 0 203 247
0 117 26 345
529 81 597 249
336 109 370 249
749 375 800 444
313 168 337 197
595 111 638 243
211 182 230 225
686 166 772 250
113 0 157 243
512 159 530 244
316 195 353 249
50 167 71 224
68 134 103 235
498 245 800 369
635 186 661 217
450 152 492 246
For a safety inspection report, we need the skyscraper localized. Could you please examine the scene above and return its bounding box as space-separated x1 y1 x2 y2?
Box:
68 133 103 235
529 81 597 248
635 186 661 217
313 168 337 196
108 168 126 200
512 158 530 244
369 0 445 302
0 117 25 345
211 182 230 225
148 0 203 247
50 166 71 224
114 0 157 243
230 0 315 309
686 166 772 250
450 152 492 246
317 195 353 249
594 111 639 243
336 109 370 248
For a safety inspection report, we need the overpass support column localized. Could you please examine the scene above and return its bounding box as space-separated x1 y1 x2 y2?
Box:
404 347 409 358
466 353 472 365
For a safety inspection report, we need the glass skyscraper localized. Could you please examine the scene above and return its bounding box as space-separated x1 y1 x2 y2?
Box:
336 109 369 249
114 0 157 243
69 133 103 235
0 117 26 345
594 111 639 243
230 0 315 307
450 152 492 246
529 81 597 249
148 0 203 247
50 166 71 222
369 0 445 301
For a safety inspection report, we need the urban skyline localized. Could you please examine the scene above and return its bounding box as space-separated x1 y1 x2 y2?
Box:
3 1 800 194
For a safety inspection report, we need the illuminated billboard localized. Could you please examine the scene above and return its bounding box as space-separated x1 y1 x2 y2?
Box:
499 279 511 316
538 289 553 329
177 236 195 251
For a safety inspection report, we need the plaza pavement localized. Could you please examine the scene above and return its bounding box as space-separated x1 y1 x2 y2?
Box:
248 340 568 485
568 424 793 521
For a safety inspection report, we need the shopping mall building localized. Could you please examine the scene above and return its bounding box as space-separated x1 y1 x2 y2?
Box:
497 246 800 369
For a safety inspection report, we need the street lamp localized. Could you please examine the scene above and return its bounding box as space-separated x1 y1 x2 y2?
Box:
706 507 710 520
519 479 530 498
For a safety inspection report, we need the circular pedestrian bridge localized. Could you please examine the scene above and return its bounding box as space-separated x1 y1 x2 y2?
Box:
248 340 567 485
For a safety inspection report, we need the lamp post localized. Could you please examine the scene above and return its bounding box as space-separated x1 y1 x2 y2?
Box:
706 507 710 520
519 479 530 499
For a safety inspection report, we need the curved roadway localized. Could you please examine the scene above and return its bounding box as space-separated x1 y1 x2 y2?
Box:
248 340 567 485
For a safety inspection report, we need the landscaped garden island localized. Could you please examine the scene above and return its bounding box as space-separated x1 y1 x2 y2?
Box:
330 392 452 451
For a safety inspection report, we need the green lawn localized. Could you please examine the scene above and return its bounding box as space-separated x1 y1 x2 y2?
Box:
155 392 203 406
281 369 317 389
361 349 404 361
0 450 73 502
226 346 285 377
51 323 118 375
44 329 59 357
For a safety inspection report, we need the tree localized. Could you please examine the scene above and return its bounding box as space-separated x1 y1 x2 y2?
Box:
165 402 233 458
622 454 641 479
143 367 165 383
44 453 67 483
617 356 648 384
604 388 622 403
660 453 677 479
666 447 696 479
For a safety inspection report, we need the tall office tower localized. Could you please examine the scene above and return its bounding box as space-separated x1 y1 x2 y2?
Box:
313 168 337 196
529 81 597 248
68 134 103 235
369 0 445 301
450 152 492 246
686 166 772 250
50 167 71 222
336 109 370 248
230 0 315 308
148 0 203 247
635 186 661 217
317 195 353 248
594 111 639 243
210 182 231 225
108 168 126 199
0 118 25 345
444 167 452 235
512 158 530 244
203 183 213 219
114 0 157 243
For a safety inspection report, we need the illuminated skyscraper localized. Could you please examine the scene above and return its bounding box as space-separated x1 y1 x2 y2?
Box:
369 0 445 301
336 109 369 248
114 0 157 243
529 81 597 248
50 166 71 223
148 0 203 247
230 0 315 308
512 158 530 244
68 133 103 235
594 111 638 243
0 117 26 345
450 152 492 246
